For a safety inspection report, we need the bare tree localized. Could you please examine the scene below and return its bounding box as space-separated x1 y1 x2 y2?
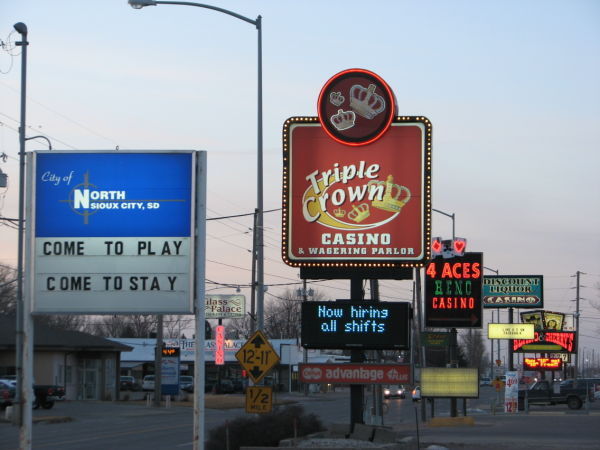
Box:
163 314 194 339
89 314 156 338
460 330 488 372
0 264 17 316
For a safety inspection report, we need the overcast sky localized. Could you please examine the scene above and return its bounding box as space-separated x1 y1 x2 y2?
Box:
1 1 599 364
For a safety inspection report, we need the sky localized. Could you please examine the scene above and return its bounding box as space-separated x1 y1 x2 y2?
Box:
0 0 599 367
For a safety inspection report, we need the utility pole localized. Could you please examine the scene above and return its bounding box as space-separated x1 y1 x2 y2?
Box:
574 270 582 378
154 315 163 407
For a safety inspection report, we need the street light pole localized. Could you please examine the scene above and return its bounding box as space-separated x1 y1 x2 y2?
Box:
128 0 264 332
432 208 455 240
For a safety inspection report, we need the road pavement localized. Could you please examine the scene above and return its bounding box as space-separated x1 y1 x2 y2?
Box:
1 389 599 449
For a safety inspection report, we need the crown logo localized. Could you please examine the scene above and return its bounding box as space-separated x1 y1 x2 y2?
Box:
329 91 345 107
348 203 370 223
368 175 411 213
333 207 346 218
349 83 386 119
330 109 356 131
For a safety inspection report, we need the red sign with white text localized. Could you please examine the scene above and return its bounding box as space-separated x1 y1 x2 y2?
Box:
299 363 411 384
282 118 431 267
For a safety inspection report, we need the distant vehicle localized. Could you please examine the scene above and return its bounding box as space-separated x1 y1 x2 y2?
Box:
0 379 15 409
518 379 593 410
33 385 65 409
412 386 421 402
480 377 492 387
142 375 155 391
180 376 194 391
383 385 406 399
120 376 141 391
214 379 234 394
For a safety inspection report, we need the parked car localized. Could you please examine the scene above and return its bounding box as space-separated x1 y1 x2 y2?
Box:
120 376 141 391
180 376 194 391
480 377 492 387
214 379 235 394
0 379 16 409
142 375 155 391
383 385 406 399
411 386 421 402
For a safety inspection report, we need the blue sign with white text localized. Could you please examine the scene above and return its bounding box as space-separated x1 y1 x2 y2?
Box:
35 152 193 237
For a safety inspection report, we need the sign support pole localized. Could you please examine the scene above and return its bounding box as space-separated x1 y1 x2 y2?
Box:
508 307 514 371
449 328 458 417
193 151 207 450
350 277 364 429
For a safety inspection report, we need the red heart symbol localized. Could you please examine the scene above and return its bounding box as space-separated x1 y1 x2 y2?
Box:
453 240 465 253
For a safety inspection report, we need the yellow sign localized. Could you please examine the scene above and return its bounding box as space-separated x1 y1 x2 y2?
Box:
421 368 479 398
235 330 280 384
245 386 273 414
488 323 535 339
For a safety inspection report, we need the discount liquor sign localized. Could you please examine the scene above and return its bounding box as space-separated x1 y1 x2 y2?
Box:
282 69 432 268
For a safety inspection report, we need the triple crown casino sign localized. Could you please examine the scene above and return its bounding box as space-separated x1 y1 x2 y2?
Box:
424 252 483 328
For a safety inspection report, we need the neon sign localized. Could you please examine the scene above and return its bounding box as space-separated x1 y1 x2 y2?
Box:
524 358 563 370
513 331 576 353
215 325 225 365
161 346 180 357
424 252 483 328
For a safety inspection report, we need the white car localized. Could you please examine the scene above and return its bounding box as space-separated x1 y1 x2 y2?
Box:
412 386 421 401
383 385 406 399
142 375 155 391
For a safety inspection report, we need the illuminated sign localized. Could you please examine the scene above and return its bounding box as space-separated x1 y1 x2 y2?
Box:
317 68 396 146
421 332 451 347
524 358 563 370
424 252 483 328
421 367 479 398
513 331 576 353
301 301 411 350
483 275 543 308
205 295 245 319
542 311 565 331
215 325 225 366
29 151 200 314
488 323 535 339
299 363 411 384
161 346 180 357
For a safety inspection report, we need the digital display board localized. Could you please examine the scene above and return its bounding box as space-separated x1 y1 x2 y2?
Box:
524 358 563 370
424 252 483 328
301 301 411 350
421 367 479 398
488 323 535 339
482 275 543 308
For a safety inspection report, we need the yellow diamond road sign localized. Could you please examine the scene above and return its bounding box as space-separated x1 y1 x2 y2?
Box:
235 330 280 384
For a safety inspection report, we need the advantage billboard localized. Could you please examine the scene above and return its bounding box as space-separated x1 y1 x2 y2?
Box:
421 367 479 398
28 151 199 314
424 252 483 328
299 363 411 384
482 275 543 308
301 301 411 350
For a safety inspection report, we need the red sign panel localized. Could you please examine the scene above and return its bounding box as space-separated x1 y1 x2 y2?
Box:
523 358 563 370
282 117 431 267
513 331 576 353
299 363 411 384
215 325 225 366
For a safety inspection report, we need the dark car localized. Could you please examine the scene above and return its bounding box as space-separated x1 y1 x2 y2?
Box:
120 376 141 391
384 385 406 399
0 379 16 408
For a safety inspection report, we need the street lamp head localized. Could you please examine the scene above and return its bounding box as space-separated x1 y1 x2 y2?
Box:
13 22 28 35
128 0 157 9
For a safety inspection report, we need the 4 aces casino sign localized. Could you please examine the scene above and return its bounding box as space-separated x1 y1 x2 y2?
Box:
424 253 483 328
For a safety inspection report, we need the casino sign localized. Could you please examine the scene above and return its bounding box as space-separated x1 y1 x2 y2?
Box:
512 331 576 353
